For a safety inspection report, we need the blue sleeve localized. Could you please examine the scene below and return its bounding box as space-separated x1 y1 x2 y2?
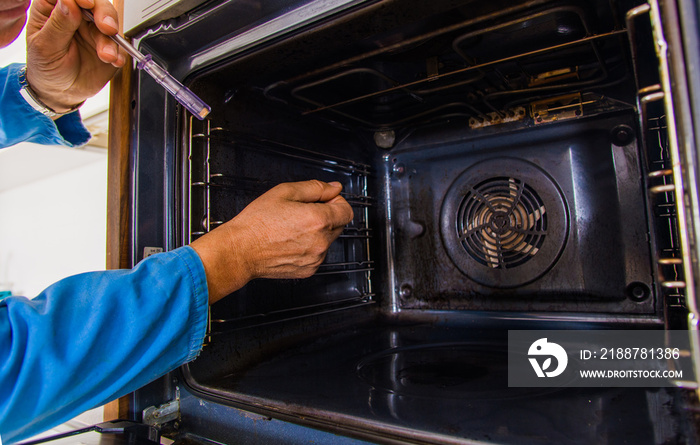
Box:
0 246 209 444
0 64 91 148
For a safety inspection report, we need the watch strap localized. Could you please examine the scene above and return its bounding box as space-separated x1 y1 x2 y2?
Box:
18 66 83 118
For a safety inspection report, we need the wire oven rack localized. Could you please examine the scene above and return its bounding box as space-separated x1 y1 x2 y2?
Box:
186 117 375 331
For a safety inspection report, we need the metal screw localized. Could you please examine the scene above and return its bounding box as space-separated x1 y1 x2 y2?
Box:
374 130 396 149
392 163 406 178
611 125 635 146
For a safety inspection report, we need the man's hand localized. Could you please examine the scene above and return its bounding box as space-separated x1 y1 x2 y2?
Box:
25 0 126 114
191 180 355 304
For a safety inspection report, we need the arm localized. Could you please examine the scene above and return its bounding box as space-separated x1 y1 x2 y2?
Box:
0 246 209 444
0 180 352 443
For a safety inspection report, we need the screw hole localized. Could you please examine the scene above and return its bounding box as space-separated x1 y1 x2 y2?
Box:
626 282 650 302
610 124 635 146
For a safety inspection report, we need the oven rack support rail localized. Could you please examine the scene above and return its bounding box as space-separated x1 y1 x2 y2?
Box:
628 0 700 393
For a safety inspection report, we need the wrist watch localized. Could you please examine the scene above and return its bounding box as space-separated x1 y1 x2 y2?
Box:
18 66 83 118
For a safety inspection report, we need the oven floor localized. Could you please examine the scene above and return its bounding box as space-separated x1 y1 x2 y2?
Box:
187 320 683 444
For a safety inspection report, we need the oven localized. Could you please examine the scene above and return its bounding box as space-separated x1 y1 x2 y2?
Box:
116 0 700 443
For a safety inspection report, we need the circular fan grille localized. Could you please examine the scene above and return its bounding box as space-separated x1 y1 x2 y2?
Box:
440 157 568 288
457 177 547 269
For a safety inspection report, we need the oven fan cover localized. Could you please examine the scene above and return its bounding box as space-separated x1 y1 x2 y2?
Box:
440 158 569 288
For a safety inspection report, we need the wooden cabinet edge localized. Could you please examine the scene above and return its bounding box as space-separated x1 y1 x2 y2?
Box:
105 0 133 421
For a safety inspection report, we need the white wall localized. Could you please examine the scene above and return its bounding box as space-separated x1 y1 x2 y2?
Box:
0 152 108 298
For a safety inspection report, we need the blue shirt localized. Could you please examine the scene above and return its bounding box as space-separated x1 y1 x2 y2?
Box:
0 64 210 443
0 64 91 148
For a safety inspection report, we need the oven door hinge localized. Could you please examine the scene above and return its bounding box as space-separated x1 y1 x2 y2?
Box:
143 399 180 427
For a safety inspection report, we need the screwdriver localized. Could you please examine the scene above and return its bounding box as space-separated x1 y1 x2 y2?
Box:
81 9 211 120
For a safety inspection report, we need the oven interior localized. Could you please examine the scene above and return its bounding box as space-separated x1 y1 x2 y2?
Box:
132 0 700 443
